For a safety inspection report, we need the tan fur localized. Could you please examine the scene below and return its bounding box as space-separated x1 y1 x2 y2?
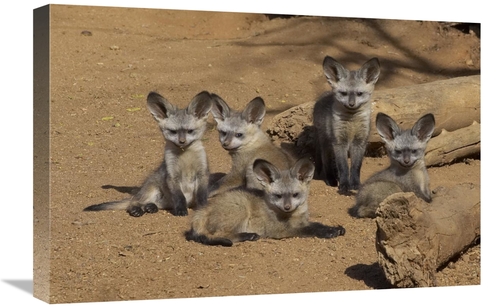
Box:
186 159 345 246
191 189 308 242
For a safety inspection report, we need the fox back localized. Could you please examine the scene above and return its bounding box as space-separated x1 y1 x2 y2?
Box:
209 94 294 195
185 158 345 246
352 112 435 218
313 56 380 194
84 91 213 217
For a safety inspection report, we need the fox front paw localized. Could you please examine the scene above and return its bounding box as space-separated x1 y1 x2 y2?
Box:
306 222 346 238
349 181 360 191
237 232 260 242
331 225 346 237
127 206 145 217
172 206 188 216
144 203 158 213
324 176 338 187
320 226 346 238
338 183 350 195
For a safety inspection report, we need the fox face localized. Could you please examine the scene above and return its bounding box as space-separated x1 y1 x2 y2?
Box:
253 158 314 213
323 56 380 110
147 91 212 149
210 94 266 152
376 112 435 169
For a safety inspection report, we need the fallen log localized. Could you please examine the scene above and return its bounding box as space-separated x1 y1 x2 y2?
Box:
425 121 480 166
268 75 480 157
374 183 480 288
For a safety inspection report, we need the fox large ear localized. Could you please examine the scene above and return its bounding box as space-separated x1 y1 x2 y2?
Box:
376 112 401 143
292 158 315 184
147 91 176 122
323 56 349 88
412 113 435 143
210 93 231 122
242 97 266 126
187 91 212 119
253 159 281 188
360 57 380 85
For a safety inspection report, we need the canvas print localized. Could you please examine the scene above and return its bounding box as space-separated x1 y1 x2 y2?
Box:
33 4 480 304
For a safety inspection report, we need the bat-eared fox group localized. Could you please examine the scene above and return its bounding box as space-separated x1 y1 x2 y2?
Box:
85 56 435 247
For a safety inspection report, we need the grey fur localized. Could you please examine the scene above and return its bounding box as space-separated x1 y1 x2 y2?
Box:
84 91 213 217
313 56 380 194
352 112 435 218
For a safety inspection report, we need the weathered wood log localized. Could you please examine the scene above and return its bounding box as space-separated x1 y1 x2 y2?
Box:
375 183 480 288
368 75 480 141
425 121 480 166
267 75 480 157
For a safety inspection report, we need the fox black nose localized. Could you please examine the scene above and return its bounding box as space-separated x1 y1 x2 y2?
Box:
348 93 356 107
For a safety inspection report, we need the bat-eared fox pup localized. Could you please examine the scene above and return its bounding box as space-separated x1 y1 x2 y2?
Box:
208 94 295 196
185 158 346 247
84 91 212 217
351 112 435 218
313 56 380 194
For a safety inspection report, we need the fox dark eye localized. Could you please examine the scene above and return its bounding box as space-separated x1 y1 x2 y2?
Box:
395 150 402 155
339 91 348 96
235 133 243 138
356 92 364 96
187 129 194 134
274 194 282 199
292 193 299 198
168 129 177 134
219 131 227 137
411 149 417 154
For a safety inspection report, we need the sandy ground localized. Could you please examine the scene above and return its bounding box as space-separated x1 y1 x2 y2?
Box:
34 5 480 304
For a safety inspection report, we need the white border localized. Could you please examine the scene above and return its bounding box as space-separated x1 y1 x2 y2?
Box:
1 1 494 307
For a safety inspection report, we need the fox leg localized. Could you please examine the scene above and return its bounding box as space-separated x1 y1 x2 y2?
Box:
333 143 350 194
320 142 339 187
349 139 368 191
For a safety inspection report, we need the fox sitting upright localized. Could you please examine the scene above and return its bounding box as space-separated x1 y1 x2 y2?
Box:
84 91 213 217
185 158 346 247
208 94 295 196
351 112 436 218
313 56 380 194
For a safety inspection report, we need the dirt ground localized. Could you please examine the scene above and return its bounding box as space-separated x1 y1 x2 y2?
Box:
38 4 480 304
